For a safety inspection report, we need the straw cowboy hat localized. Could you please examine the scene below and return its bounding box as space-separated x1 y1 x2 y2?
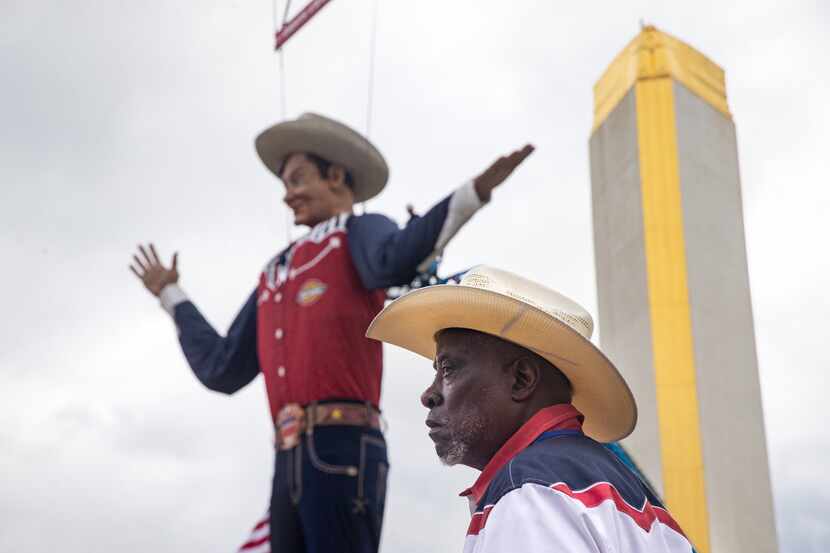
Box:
255 113 389 203
366 265 637 442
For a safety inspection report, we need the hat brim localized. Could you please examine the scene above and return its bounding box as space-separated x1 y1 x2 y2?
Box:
255 117 389 203
366 284 637 443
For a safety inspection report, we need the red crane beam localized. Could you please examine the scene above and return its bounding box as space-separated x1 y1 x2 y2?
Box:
275 0 334 50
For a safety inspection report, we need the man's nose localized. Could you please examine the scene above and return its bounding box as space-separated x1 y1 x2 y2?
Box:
420 382 443 409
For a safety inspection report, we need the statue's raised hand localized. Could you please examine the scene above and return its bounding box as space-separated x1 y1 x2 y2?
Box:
130 243 179 297
473 144 535 203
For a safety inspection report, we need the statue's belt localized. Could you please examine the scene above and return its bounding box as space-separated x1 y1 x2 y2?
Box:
275 402 382 450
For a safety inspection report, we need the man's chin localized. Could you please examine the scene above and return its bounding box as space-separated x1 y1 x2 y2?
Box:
438 455 460 467
435 441 466 467
436 450 455 466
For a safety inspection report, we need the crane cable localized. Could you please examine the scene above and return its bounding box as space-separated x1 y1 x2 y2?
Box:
273 0 380 233
358 0 380 217
274 0 292 241
277 0 291 120
364 0 379 139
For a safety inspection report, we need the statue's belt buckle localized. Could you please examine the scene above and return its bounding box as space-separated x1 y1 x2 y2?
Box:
276 403 306 450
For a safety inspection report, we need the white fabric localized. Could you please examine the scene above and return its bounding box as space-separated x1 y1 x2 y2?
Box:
416 180 486 272
464 483 692 553
159 283 189 317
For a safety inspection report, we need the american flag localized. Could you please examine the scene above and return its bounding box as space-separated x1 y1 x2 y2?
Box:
237 512 270 552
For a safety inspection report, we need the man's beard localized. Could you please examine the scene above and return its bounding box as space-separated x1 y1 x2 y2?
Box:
437 412 487 466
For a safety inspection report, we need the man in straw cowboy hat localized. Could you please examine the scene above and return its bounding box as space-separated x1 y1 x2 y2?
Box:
129 113 533 552
366 265 695 552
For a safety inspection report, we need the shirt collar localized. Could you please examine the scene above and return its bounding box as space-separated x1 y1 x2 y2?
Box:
459 403 584 506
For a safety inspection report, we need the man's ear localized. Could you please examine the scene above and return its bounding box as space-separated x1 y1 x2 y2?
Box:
326 165 347 191
511 357 541 402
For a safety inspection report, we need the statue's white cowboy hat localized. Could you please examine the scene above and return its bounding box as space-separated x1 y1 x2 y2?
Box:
366 265 637 442
255 113 389 203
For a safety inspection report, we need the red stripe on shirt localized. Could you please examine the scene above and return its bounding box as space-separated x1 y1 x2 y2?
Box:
551 482 686 537
466 504 495 536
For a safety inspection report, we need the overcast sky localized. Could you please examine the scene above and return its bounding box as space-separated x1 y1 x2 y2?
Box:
2 0 828 551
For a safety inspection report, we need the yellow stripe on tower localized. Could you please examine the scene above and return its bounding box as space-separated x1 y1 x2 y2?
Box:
635 77 710 553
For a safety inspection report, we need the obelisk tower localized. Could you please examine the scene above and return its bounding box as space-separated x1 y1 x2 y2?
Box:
589 27 778 553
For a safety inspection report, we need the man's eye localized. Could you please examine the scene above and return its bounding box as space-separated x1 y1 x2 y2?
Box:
441 365 456 378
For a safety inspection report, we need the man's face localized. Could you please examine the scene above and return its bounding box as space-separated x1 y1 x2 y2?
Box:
279 153 345 227
421 329 518 470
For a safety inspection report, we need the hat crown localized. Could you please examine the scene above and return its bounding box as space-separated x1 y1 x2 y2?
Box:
459 265 594 339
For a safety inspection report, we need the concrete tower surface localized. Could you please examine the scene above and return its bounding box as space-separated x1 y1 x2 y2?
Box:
589 26 778 553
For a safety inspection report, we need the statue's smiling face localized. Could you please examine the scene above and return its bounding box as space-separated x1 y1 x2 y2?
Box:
280 153 350 227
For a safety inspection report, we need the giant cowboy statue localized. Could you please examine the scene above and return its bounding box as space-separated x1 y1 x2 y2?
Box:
129 113 533 553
